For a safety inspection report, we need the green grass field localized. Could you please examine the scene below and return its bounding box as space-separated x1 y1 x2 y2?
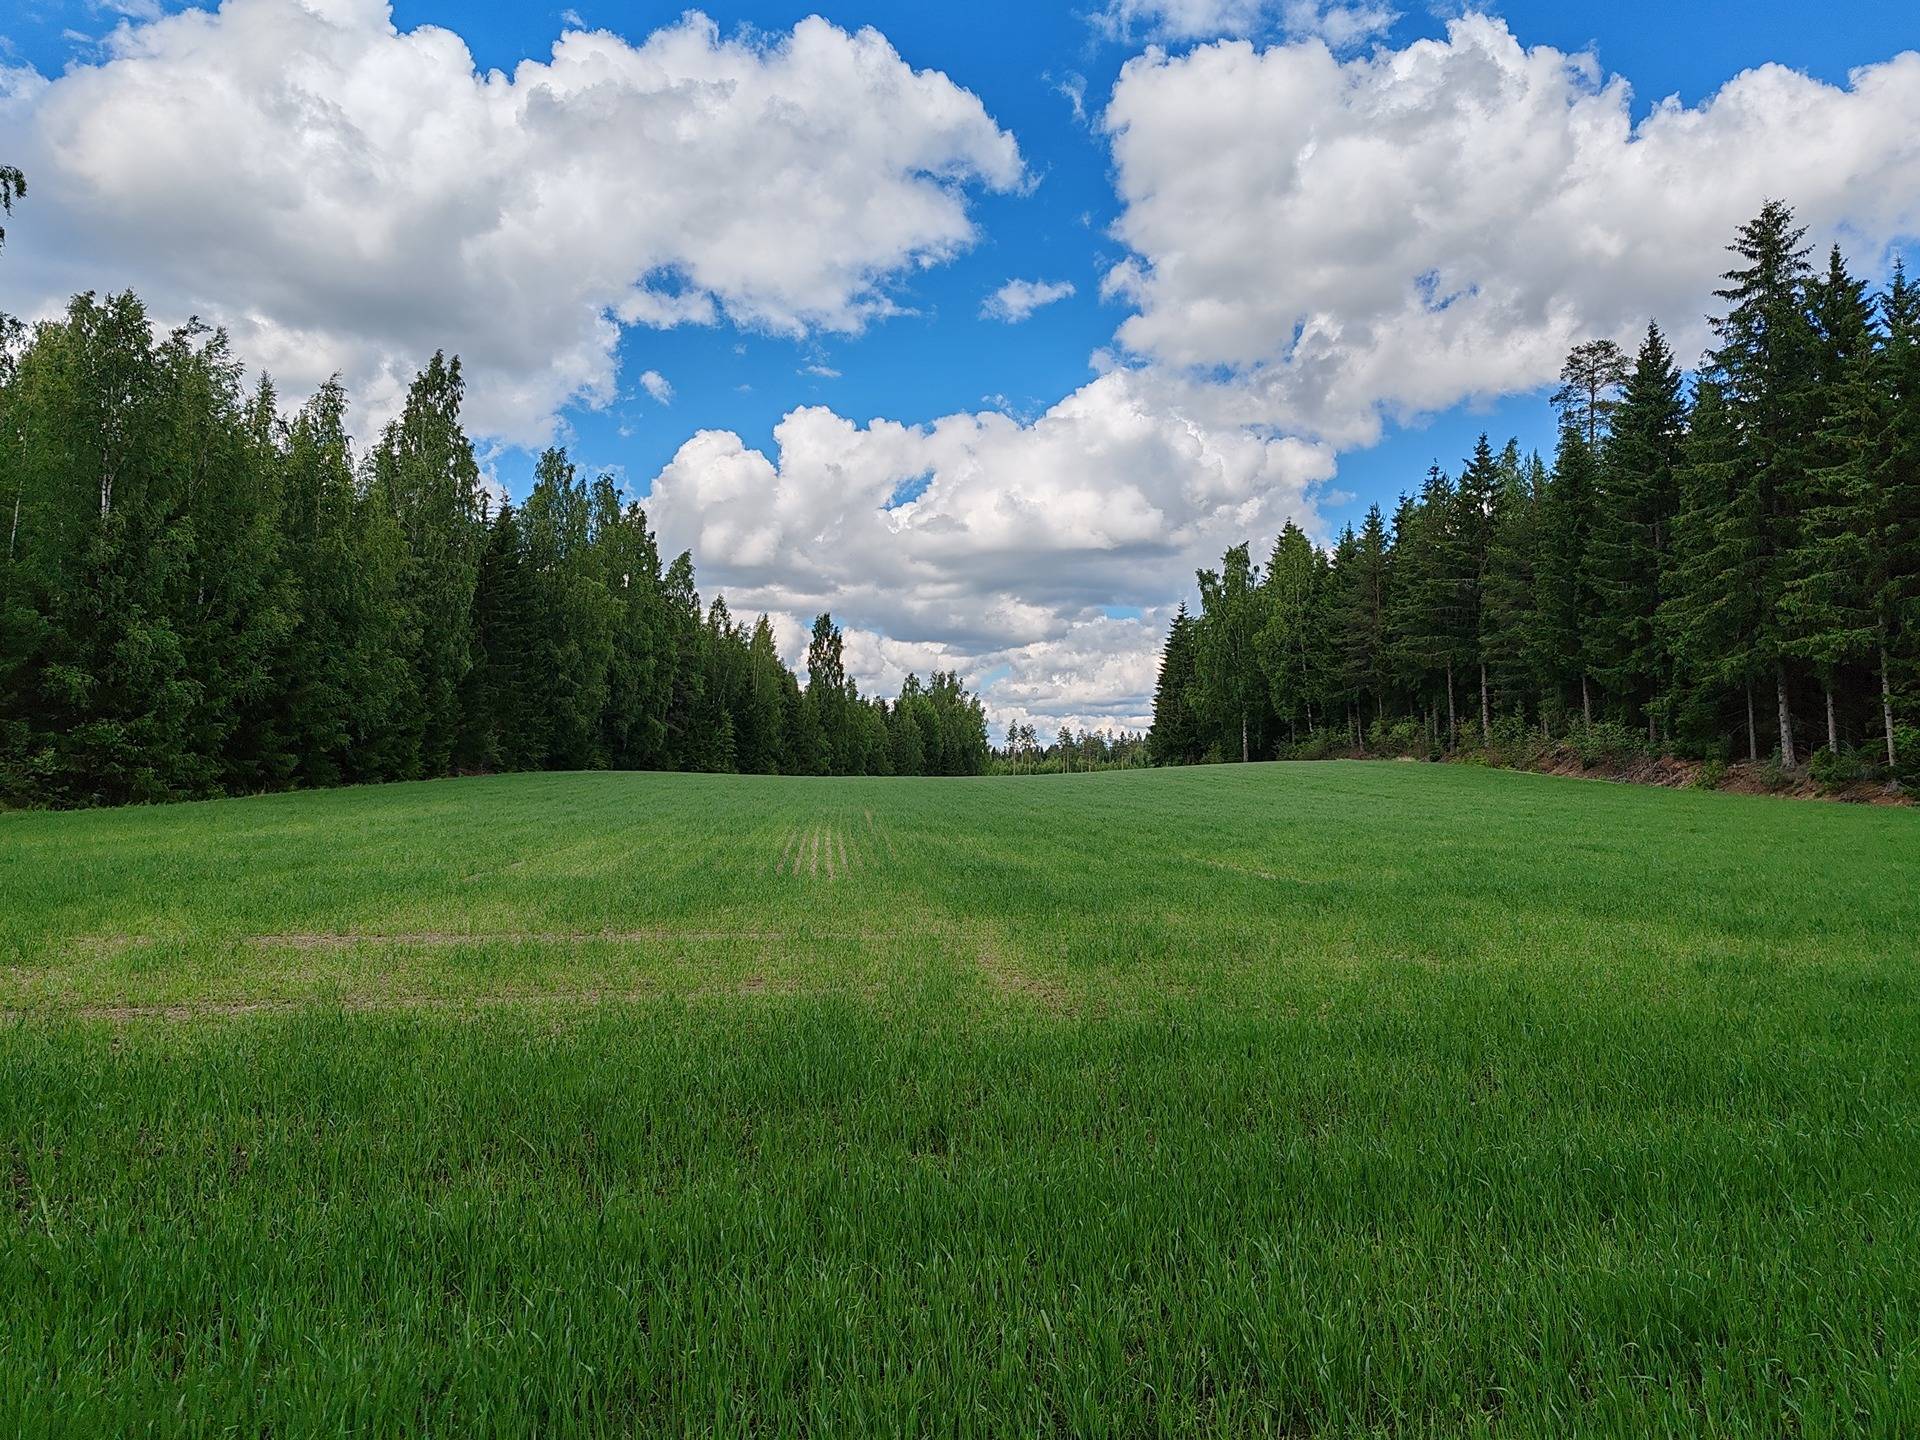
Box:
3 763 1918 1436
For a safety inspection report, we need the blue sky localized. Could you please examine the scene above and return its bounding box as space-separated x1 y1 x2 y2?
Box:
3 1 1917 731
9 1 1915 527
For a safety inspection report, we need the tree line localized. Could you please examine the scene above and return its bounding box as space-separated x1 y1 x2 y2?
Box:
0 290 988 806
991 723 1150 775
1151 203 1920 780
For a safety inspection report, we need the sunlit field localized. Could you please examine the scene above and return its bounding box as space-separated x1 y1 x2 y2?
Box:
3 764 1917 1436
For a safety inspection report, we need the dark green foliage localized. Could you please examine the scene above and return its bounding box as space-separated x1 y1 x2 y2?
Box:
0 162 21 250
1193 543 1270 762
1588 325 1685 734
1147 603 1202 765
1480 447 1545 713
1149 204 1920 777
0 293 988 805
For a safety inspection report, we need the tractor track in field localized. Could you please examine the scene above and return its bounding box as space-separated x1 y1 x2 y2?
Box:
1 975 820 1023
771 817 879 883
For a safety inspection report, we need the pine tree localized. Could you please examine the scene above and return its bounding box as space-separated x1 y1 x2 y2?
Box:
1551 340 1630 450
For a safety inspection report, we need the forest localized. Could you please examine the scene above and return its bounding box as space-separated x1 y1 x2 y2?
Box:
0 285 988 807
1150 203 1920 785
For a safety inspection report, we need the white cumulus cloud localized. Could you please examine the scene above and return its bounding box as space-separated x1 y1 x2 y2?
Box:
649 17 1920 735
645 367 1333 733
982 277 1076 322
638 370 673 405
0 0 1023 444
1101 16 1920 446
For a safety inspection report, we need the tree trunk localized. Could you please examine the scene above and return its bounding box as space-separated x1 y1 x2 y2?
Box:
6 486 18 563
1746 681 1757 763
1446 660 1456 743
1882 640 1897 770
1825 684 1837 755
1479 663 1490 738
1581 674 1592 727
1240 711 1248 765
1776 665 1796 769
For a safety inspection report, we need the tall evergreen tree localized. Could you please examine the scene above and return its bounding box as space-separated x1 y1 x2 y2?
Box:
1337 504 1393 734
1587 324 1686 737
1707 199 1817 765
1453 435 1499 735
1537 424 1602 724
1551 339 1630 450
1194 544 1269 762
1481 448 1544 721
1387 468 1464 738
1147 603 1202 764
1257 521 1330 741
368 352 483 778
1661 378 1767 758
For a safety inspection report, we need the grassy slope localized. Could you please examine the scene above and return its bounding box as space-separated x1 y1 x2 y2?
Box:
2 763 1917 1436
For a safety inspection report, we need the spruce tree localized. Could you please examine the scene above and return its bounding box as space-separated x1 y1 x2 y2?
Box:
1661 379 1766 759
1147 603 1202 764
1784 246 1878 753
1707 200 1817 765
1453 435 1499 735
1387 468 1464 739
1337 504 1393 735
1194 544 1269 762
1537 424 1601 725
1588 324 1685 737
1481 448 1544 722
1257 521 1328 742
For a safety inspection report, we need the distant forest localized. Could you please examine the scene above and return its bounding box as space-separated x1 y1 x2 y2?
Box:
1150 203 1920 784
0 231 993 806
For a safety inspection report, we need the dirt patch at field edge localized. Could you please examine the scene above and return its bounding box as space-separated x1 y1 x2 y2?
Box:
1329 749 1910 804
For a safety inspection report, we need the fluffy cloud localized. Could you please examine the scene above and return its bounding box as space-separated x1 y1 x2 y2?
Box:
981 277 1076 322
646 367 1333 730
1102 16 1920 446
1095 0 1395 46
0 0 1022 443
638 370 673 405
647 17 1920 735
